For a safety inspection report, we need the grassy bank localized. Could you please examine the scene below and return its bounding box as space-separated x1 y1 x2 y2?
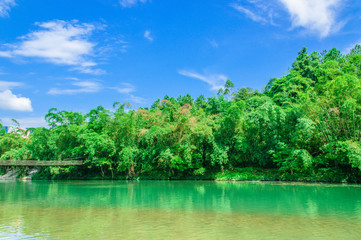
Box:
19 166 359 183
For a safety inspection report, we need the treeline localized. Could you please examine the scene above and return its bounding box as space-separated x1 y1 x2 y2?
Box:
1 46 361 182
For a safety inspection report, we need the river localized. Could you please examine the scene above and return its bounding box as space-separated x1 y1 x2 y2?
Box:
1 181 361 239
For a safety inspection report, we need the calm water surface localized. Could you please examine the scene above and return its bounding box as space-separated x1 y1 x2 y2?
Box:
0 181 361 239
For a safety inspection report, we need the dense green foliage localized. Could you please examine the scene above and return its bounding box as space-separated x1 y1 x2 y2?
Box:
2 46 361 182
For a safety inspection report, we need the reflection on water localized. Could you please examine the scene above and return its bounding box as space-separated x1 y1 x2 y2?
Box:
0 181 361 239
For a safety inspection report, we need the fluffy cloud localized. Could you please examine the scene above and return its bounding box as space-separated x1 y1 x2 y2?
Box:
0 80 32 112
47 81 101 95
0 20 102 74
279 0 342 37
178 70 227 91
0 89 33 112
144 30 153 42
232 0 343 37
119 0 148 8
0 0 15 17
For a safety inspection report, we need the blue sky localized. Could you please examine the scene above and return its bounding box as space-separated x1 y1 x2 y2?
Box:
1 0 361 127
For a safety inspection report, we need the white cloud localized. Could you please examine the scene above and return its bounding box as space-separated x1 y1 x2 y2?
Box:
178 70 227 91
0 20 103 74
127 95 145 104
144 30 154 42
1 117 46 128
0 0 15 17
231 3 267 23
47 80 145 105
111 83 135 94
114 87 134 94
110 83 145 104
0 81 22 90
47 79 145 105
0 51 12 57
48 81 101 95
0 89 33 112
279 0 342 37
64 77 80 81
119 0 148 8
108 83 145 104
0 80 32 112
231 0 344 37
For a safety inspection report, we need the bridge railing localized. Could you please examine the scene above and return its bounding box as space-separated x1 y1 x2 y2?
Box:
0 160 83 166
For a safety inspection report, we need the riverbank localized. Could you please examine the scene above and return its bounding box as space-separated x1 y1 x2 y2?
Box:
0 166 357 183
0 167 39 180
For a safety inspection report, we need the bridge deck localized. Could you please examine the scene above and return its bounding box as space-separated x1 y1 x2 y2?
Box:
0 160 83 166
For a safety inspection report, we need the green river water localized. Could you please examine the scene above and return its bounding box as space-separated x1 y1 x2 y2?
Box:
0 181 361 239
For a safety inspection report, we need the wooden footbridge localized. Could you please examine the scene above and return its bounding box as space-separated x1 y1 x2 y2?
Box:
0 160 83 166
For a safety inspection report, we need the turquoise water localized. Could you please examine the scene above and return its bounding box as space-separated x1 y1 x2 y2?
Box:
1 181 361 239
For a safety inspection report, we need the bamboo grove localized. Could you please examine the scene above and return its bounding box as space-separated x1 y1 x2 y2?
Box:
2 46 361 182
